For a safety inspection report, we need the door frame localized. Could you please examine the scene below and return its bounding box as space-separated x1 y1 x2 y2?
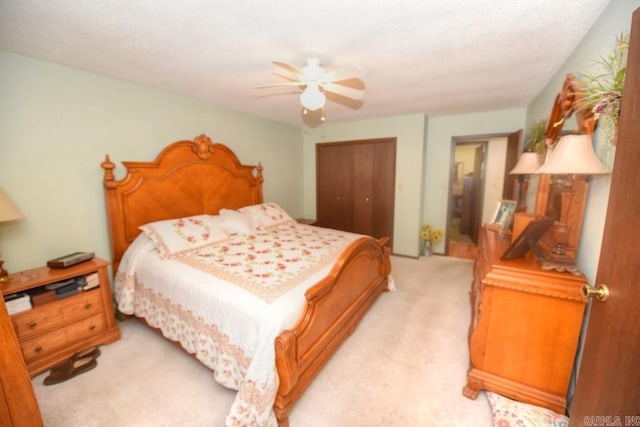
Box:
446 139 487 254
446 132 521 256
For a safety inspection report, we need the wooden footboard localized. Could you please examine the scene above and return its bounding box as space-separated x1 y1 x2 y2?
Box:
273 236 391 426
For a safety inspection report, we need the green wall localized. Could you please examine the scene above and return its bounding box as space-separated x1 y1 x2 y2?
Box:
0 51 302 272
424 109 527 253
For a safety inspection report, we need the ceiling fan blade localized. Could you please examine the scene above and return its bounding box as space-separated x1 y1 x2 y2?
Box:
272 61 302 78
322 82 365 100
255 81 302 89
272 71 300 83
323 65 365 83
255 89 302 99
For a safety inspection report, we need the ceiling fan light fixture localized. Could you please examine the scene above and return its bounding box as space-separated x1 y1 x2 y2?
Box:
258 57 364 121
300 84 326 111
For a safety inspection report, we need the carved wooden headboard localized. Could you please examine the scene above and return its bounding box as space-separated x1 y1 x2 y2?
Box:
101 134 263 269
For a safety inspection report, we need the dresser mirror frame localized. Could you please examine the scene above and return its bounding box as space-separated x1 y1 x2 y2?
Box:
533 74 596 267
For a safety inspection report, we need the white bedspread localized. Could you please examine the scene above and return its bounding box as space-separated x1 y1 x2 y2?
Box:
114 222 363 426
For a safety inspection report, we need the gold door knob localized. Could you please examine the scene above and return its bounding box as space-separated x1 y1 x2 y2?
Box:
582 284 610 302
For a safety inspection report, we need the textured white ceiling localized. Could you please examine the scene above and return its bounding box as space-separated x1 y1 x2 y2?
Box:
0 0 612 126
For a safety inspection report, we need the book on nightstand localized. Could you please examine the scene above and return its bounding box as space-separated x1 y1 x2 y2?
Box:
45 278 76 291
4 292 32 315
28 287 57 306
79 272 100 290
54 282 80 299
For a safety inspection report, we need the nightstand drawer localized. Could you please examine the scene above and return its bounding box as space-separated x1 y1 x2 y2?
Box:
12 290 102 338
21 313 106 362
12 303 64 337
65 312 106 342
61 289 102 321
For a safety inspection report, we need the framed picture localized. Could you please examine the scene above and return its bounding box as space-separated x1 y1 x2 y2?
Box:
500 217 555 260
491 199 517 229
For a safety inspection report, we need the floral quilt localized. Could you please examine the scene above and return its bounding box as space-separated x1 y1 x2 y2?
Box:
114 223 362 426
175 221 359 303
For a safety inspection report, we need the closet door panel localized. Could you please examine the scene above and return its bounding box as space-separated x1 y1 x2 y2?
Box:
352 143 374 236
316 144 353 231
370 140 396 247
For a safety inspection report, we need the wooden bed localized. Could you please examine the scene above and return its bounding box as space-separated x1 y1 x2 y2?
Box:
101 134 391 426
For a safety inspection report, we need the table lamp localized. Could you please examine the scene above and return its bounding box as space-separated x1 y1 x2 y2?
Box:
0 187 25 280
534 134 609 264
536 134 609 175
509 151 542 212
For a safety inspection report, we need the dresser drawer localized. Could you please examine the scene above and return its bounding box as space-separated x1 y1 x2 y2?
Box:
61 289 102 321
21 313 106 362
12 290 103 338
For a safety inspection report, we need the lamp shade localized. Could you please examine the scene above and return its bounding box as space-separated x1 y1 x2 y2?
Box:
509 152 541 174
300 83 326 111
0 187 24 222
535 134 609 175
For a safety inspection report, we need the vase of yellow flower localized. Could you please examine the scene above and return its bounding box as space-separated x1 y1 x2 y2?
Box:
420 224 443 256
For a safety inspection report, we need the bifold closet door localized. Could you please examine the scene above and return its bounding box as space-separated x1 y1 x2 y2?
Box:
316 138 395 247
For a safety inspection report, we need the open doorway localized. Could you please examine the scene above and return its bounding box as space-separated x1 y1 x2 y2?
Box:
446 140 487 259
445 131 522 259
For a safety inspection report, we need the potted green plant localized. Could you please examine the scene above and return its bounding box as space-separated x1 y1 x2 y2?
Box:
526 119 547 154
577 32 629 145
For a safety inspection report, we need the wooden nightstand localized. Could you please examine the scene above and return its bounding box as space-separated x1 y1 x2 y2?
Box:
1 258 121 377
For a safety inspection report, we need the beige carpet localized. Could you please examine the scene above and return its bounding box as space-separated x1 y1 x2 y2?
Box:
32 255 493 426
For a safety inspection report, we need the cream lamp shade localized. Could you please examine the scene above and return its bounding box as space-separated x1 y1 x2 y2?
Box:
509 152 542 175
0 187 24 279
535 134 610 175
0 187 24 222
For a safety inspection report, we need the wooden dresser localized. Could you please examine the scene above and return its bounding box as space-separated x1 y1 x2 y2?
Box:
463 226 587 413
1 258 120 377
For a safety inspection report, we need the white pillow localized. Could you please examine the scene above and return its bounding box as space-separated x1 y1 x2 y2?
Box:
140 214 227 259
218 209 255 234
238 202 294 229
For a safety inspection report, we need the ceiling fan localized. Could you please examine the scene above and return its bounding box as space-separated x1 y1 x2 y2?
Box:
256 57 365 121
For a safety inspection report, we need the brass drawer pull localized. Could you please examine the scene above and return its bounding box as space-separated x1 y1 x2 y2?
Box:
85 303 93 310
35 346 43 353
28 322 38 330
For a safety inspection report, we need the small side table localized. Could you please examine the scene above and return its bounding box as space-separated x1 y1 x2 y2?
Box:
1 258 121 376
